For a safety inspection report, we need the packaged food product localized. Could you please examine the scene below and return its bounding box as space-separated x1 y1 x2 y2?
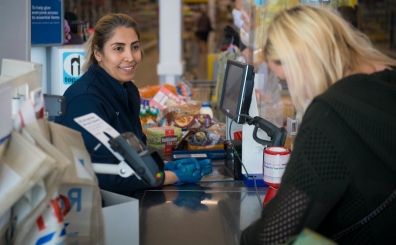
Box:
149 86 185 110
172 129 198 151
139 84 178 100
199 103 213 118
146 126 182 156
185 125 226 148
163 101 202 121
173 114 212 130
173 116 195 128
187 144 224 150
194 114 211 128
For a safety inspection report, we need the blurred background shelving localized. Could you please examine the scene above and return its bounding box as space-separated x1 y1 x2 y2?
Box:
63 0 396 88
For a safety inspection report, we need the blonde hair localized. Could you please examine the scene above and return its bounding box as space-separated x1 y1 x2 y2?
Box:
82 13 143 73
263 4 396 112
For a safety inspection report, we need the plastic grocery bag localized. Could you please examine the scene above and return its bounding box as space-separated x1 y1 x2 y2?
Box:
11 120 70 245
48 122 105 245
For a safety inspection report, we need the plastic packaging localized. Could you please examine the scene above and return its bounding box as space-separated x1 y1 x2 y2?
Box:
146 127 182 156
199 103 213 118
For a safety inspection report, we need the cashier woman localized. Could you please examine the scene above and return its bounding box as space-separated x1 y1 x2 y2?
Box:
55 13 211 196
241 4 396 245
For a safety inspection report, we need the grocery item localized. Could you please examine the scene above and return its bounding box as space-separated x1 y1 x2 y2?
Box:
172 129 198 151
146 126 182 156
140 105 147 132
174 115 195 128
199 103 213 118
185 123 227 150
195 114 211 128
173 114 211 130
149 86 185 110
162 101 202 121
139 84 178 100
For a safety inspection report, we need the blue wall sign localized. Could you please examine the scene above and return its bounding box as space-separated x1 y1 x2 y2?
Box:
31 0 63 46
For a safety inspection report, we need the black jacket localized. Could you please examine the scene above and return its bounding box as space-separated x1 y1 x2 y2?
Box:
241 69 396 244
55 64 161 194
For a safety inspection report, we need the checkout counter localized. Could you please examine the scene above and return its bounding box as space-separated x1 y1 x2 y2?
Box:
134 162 268 245
132 59 287 245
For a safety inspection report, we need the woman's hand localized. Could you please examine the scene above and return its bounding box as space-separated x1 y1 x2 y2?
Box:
164 171 179 185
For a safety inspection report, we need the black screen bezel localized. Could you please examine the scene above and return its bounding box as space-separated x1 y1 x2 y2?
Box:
219 60 254 124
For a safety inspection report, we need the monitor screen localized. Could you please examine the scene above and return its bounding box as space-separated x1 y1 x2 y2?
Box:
219 60 255 124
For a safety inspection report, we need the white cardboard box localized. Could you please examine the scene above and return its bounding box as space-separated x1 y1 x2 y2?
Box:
101 190 139 245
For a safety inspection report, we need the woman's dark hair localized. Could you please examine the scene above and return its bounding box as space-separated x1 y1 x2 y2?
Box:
82 13 142 72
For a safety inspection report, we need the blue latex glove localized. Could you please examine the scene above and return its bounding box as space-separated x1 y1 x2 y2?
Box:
199 159 212 176
165 158 202 185
173 191 212 211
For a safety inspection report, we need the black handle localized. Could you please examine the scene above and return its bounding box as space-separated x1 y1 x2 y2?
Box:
253 126 273 146
248 117 287 147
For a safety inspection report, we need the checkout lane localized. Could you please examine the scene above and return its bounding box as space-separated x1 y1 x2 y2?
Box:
134 59 289 244
135 171 267 245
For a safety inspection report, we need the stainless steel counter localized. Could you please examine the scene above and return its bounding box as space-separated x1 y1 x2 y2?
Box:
134 165 268 245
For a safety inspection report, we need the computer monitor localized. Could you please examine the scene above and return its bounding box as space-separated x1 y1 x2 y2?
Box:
219 60 255 124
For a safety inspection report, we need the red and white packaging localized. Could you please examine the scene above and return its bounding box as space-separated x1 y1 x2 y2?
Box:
263 147 291 188
149 86 185 110
262 147 291 207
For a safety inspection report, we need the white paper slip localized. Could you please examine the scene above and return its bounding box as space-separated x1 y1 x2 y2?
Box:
74 113 123 161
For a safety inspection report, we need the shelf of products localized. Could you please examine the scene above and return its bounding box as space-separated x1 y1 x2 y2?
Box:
64 0 159 42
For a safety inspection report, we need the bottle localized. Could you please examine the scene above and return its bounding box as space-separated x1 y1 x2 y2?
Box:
150 107 157 123
199 103 213 118
144 101 150 115
139 105 147 132
146 106 153 121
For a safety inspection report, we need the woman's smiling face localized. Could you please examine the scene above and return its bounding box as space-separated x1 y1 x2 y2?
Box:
94 27 141 83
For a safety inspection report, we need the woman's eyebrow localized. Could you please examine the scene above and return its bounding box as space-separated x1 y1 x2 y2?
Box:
110 42 126 46
111 40 140 46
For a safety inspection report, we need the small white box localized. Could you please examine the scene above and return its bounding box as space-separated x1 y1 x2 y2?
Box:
101 190 139 245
